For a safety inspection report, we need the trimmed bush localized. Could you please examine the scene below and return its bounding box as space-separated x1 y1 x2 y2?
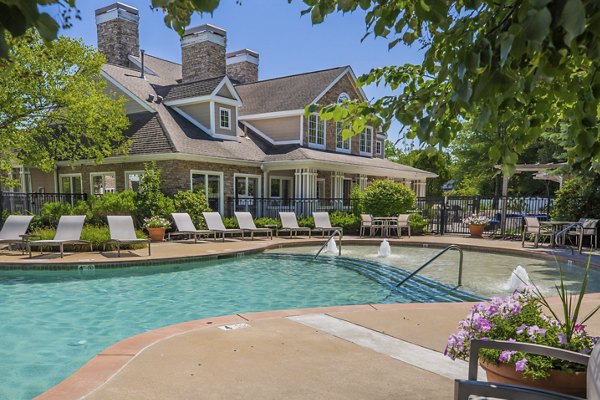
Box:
30 225 148 252
173 190 211 229
89 190 138 225
329 211 360 235
363 180 416 217
38 202 73 227
254 217 280 229
408 213 429 235
222 217 238 229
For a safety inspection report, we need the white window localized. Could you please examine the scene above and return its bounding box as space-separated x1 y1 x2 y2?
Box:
376 141 382 156
59 174 83 194
336 123 351 152
90 172 116 195
219 107 231 130
125 171 145 192
308 114 325 148
270 177 292 199
360 127 373 155
191 170 223 213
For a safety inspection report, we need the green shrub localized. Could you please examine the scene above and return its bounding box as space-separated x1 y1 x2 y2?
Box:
90 191 138 224
30 225 148 252
38 202 74 227
254 217 280 228
297 215 314 228
350 184 365 215
551 179 594 220
329 211 360 235
222 217 238 229
173 190 211 229
363 180 416 217
136 162 175 220
408 213 429 235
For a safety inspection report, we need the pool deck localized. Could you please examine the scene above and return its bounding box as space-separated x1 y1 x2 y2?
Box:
2 234 597 399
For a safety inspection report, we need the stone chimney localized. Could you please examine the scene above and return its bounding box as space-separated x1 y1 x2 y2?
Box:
226 49 259 84
181 24 227 82
95 2 140 67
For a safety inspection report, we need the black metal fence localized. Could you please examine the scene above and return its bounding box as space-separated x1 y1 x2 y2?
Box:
225 197 356 218
0 192 88 216
416 196 553 235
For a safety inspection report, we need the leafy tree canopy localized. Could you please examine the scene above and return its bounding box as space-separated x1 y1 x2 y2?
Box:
0 31 130 186
304 0 600 175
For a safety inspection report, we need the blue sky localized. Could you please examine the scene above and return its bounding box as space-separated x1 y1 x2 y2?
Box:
53 1 424 144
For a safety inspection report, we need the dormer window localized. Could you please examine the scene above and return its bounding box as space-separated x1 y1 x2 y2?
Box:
308 114 325 148
219 107 231 130
360 127 373 155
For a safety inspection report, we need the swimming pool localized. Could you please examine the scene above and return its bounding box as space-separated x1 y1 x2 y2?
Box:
0 252 477 400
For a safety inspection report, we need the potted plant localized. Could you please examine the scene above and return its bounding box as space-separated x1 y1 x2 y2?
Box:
143 216 171 242
462 214 490 237
445 264 599 396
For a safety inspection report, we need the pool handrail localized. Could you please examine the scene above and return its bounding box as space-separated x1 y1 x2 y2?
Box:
314 229 343 258
552 222 583 255
395 244 463 288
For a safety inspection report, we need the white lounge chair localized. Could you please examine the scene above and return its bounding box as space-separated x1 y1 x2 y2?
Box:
0 215 34 251
234 212 272 240
104 215 151 257
28 215 91 258
312 212 343 238
390 214 411 238
278 212 311 238
170 213 211 242
202 212 244 241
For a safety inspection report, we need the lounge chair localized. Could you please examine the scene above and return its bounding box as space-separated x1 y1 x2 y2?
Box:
170 212 212 242
28 215 91 258
359 214 382 237
104 215 151 257
522 216 553 248
202 212 244 241
455 339 597 400
278 212 311 238
234 212 272 240
312 212 343 238
390 214 411 238
567 218 599 252
0 215 34 251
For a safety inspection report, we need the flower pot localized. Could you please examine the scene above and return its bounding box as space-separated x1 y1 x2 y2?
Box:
147 227 166 242
480 359 586 397
468 224 485 238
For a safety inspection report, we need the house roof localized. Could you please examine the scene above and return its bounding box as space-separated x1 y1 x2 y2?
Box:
128 53 182 85
235 66 348 115
161 76 225 102
126 112 175 154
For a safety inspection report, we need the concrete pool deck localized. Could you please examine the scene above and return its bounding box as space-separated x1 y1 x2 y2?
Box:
1 234 597 399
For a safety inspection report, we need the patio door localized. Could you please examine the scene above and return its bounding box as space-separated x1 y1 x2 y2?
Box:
191 171 223 213
343 179 352 206
235 174 260 213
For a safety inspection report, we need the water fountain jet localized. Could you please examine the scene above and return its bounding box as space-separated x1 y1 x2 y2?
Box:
378 239 391 257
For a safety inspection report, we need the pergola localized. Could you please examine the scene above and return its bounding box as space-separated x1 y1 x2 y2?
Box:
496 162 567 236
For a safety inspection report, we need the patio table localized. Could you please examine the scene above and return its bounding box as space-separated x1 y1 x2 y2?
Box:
372 217 398 238
540 221 582 247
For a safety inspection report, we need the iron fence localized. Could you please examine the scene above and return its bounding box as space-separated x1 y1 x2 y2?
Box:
225 197 356 218
0 192 88 216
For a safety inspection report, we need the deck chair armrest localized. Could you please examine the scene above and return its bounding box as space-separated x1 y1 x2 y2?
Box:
454 379 583 400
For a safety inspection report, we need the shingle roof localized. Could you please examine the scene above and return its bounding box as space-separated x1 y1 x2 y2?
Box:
128 53 182 85
161 76 224 102
126 112 175 154
235 66 347 115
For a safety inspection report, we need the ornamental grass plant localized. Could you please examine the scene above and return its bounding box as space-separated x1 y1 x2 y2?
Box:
445 262 599 379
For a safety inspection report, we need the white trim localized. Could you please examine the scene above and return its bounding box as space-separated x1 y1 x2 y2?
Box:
219 107 231 130
311 67 368 105
299 115 304 145
90 171 116 194
238 109 305 121
181 30 226 47
240 121 301 145
124 170 145 191
209 102 216 132
56 152 262 168
211 76 242 103
165 95 241 107
226 52 259 65
101 70 156 113
359 126 374 156
58 173 83 194
95 7 139 24
269 175 293 198
234 173 262 198
190 170 224 213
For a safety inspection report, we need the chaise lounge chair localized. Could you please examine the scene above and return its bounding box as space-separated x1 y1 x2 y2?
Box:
278 212 311 238
203 212 244 241
234 211 272 240
312 212 343 238
28 215 91 258
170 212 212 242
104 215 151 257
0 215 34 251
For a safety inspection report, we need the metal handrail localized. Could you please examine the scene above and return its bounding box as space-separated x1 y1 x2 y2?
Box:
396 244 463 288
314 230 343 258
551 222 583 255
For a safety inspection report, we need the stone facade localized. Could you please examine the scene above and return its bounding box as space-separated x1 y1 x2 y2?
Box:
227 61 258 84
182 40 226 82
96 13 139 67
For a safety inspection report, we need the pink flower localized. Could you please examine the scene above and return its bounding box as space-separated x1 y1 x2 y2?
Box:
515 358 528 372
498 350 514 363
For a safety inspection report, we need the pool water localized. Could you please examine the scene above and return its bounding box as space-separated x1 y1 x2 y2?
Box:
0 253 473 400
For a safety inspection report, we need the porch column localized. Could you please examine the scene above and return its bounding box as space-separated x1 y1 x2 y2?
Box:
404 179 412 191
331 171 344 198
416 180 426 197
358 174 368 191
294 168 318 198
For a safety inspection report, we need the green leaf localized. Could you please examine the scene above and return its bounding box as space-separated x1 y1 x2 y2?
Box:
310 6 323 24
35 13 59 42
560 0 586 45
499 33 514 68
524 7 551 43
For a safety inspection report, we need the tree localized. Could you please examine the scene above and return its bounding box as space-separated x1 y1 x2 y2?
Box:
305 0 600 174
0 31 130 186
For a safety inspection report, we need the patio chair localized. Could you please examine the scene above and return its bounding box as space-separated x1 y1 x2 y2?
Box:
521 216 553 248
567 218 599 252
202 212 244 241
389 214 411 238
28 215 92 258
234 212 272 240
454 339 596 400
104 215 151 257
312 212 343 238
359 214 382 237
170 212 212 242
278 212 311 238
0 215 34 251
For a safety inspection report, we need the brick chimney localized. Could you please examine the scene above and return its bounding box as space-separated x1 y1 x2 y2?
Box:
181 24 227 82
95 2 140 67
226 49 259 84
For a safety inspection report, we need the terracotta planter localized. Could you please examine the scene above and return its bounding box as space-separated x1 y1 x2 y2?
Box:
147 227 166 242
468 224 485 238
480 359 586 397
